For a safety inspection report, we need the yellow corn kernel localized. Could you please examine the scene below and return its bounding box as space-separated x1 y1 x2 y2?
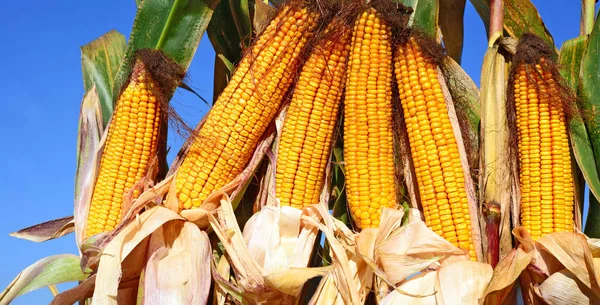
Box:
276 19 351 209
394 37 475 259
176 5 319 209
86 60 162 237
344 8 397 229
514 60 574 240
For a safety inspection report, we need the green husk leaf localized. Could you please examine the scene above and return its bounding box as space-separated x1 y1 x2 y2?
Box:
442 56 480 169
558 36 600 230
217 54 235 73
81 30 126 128
0 255 87 305
469 0 554 49
571 14 600 209
398 0 438 38
112 0 215 100
439 0 466 63
212 54 231 104
331 144 350 227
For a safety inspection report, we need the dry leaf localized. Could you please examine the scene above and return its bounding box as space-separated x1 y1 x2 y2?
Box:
144 221 211 304
10 216 74 243
535 269 599 304
437 260 493 304
92 206 185 305
378 272 437 305
265 266 332 296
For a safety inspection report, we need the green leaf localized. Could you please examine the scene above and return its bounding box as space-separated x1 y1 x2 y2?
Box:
207 0 252 100
112 0 216 99
559 37 600 206
559 37 587 90
398 0 438 37
439 0 466 63
442 56 480 166
81 30 126 128
217 54 235 73
0 255 87 305
586 190 600 237
207 0 244 62
469 0 554 49
580 15 600 197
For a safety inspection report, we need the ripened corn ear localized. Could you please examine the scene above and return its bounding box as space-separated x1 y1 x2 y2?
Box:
175 5 319 210
512 45 574 240
276 18 351 209
394 37 475 259
344 8 397 229
86 58 164 237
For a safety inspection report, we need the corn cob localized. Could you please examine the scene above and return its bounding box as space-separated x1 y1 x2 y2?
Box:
514 60 574 240
394 37 475 259
276 19 351 209
175 5 319 209
86 59 163 237
344 8 397 229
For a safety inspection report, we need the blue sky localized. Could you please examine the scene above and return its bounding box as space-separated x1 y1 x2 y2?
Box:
0 0 593 304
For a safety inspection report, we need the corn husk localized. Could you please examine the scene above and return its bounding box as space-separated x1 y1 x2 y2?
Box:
482 228 600 304
307 208 493 305
209 194 332 304
143 221 211 304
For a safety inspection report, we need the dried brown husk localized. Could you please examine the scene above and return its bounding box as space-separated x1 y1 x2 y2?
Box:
481 228 600 304
479 39 518 268
307 207 493 305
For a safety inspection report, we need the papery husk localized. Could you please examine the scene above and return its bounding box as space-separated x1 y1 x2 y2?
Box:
535 269 596 304
74 87 104 248
143 221 211 304
91 206 186 305
307 206 492 305
306 205 371 305
482 228 600 304
208 192 333 304
377 260 492 304
479 40 517 268
80 172 175 272
378 272 437 305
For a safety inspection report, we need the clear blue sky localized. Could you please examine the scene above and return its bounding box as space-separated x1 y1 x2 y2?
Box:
0 0 592 304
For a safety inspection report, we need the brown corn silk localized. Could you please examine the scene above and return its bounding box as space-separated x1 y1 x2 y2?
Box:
86 59 163 237
276 18 351 209
344 7 397 229
394 36 476 259
510 34 574 240
175 3 320 210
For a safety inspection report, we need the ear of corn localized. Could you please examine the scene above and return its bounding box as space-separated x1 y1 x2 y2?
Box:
175 6 319 210
276 19 351 209
86 59 162 237
344 8 397 229
514 61 574 240
394 37 475 259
